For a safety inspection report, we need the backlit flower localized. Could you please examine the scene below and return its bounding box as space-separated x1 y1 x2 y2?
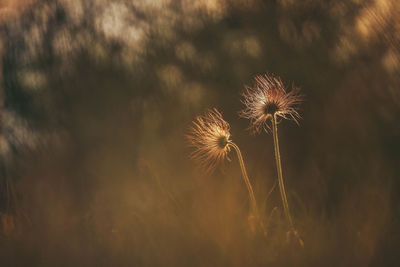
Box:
239 74 302 133
186 109 232 172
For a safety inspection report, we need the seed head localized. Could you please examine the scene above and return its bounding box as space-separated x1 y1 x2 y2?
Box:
186 108 232 173
239 74 302 133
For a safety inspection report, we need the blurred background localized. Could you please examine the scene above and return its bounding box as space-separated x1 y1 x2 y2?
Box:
0 0 399 265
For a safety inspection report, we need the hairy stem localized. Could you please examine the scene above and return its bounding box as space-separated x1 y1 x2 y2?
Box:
271 115 294 230
230 143 257 213
230 142 265 233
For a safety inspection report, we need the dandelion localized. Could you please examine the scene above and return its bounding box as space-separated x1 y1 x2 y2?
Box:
187 108 264 233
239 74 303 245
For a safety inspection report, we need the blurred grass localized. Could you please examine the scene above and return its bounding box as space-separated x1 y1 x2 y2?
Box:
0 0 399 265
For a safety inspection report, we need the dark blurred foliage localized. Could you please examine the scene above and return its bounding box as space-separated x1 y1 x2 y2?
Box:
0 0 399 265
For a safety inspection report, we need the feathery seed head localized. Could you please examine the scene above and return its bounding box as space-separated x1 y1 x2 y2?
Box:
186 108 232 173
239 74 302 133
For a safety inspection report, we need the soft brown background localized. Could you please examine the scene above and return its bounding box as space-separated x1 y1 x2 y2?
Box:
0 0 399 265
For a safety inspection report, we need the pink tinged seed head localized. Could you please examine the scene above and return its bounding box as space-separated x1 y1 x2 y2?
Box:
239 74 303 133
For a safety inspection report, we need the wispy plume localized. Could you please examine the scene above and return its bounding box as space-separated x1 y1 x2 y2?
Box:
186 108 232 173
239 74 302 133
187 108 266 234
240 73 304 246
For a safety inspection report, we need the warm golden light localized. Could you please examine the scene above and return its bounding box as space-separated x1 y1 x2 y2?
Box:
186 108 232 173
239 74 302 133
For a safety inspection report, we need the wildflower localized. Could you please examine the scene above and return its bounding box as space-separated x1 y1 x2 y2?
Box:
186 108 232 173
187 108 265 234
239 74 302 133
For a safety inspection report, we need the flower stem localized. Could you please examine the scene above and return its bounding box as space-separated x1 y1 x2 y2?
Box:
271 115 294 230
230 142 265 233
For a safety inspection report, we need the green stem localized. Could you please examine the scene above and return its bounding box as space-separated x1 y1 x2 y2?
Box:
271 115 294 230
